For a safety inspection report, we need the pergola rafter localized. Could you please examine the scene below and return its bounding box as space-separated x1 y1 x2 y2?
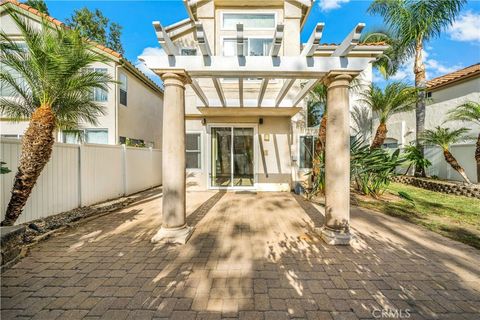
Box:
143 21 385 108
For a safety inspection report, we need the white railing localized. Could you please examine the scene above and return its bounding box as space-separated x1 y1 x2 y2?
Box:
0 139 162 225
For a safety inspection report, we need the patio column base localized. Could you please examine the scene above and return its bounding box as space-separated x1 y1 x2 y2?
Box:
151 225 194 245
320 226 351 245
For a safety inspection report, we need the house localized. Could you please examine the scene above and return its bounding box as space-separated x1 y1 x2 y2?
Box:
0 0 164 147
140 0 386 244
375 63 480 182
146 0 374 192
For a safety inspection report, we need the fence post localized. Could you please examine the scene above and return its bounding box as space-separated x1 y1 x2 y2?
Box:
122 144 127 196
78 144 84 207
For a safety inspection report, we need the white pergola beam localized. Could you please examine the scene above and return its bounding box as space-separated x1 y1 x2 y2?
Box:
141 55 373 78
301 23 324 57
153 21 179 56
292 79 319 107
332 23 365 57
270 24 284 57
212 78 227 107
275 80 295 107
190 79 209 107
237 24 244 56
239 78 244 107
257 78 269 106
194 23 212 56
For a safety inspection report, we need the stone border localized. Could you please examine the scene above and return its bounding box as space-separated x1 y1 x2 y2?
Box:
393 176 480 199
0 187 161 271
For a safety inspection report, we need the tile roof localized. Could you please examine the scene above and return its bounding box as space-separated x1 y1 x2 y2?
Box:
427 63 480 90
1 0 162 93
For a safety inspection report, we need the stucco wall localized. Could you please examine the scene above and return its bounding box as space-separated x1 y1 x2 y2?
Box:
374 77 480 147
117 67 163 148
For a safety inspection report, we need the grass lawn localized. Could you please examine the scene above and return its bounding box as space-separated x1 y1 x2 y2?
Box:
353 182 480 249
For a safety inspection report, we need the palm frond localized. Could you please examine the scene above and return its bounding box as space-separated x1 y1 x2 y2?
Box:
0 8 114 129
447 101 480 126
421 126 470 150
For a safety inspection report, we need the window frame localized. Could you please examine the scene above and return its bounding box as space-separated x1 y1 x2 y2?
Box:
298 135 318 170
84 128 109 144
186 131 203 170
220 36 275 84
220 12 277 31
86 68 109 102
119 72 128 106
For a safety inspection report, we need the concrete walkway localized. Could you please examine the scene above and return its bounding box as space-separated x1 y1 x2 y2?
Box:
1 190 479 320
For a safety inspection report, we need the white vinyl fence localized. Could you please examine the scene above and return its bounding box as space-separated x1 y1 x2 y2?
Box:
399 143 478 183
1 139 162 225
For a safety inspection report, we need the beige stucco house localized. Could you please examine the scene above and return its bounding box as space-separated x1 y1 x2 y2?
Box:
374 63 480 182
146 0 374 192
0 0 164 147
140 0 386 244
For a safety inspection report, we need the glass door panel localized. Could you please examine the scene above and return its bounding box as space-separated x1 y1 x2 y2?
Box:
211 127 232 187
233 128 254 187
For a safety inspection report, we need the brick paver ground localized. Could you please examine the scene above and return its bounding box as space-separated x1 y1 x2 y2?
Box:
1 190 479 320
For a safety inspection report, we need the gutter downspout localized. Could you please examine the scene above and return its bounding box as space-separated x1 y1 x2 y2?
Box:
114 64 119 145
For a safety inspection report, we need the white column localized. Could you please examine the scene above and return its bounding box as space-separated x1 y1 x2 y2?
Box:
151 72 193 244
321 73 352 245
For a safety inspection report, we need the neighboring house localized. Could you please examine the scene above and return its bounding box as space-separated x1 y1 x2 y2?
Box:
156 0 374 191
374 63 480 182
0 0 164 147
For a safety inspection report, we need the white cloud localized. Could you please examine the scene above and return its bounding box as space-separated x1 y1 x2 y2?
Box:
135 47 165 86
318 0 350 12
448 11 480 43
376 49 463 84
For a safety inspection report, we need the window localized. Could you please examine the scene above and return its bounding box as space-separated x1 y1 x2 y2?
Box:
181 48 197 56
426 92 432 98
299 136 318 169
186 133 201 169
382 138 399 149
222 13 276 30
85 129 108 144
119 72 127 106
86 68 108 102
62 130 82 144
223 38 272 57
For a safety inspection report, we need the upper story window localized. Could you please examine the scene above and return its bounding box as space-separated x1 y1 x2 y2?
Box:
222 13 276 30
119 72 127 106
181 48 197 56
223 38 272 57
86 68 108 102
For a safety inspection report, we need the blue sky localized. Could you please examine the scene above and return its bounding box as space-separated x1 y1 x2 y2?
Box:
45 0 480 85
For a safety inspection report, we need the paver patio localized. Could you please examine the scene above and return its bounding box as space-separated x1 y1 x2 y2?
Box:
1 189 479 320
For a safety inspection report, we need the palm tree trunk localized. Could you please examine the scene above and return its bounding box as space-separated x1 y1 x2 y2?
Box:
443 148 471 184
414 36 427 177
312 113 327 178
371 122 388 149
476 133 480 183
1 105 56 226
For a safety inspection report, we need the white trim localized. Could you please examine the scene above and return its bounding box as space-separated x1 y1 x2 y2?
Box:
220 11 277 31
186 131 203 171
206 123 258 190
298 134 317 170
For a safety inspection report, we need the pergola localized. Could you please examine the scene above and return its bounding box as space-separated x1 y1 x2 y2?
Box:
140 20 387 245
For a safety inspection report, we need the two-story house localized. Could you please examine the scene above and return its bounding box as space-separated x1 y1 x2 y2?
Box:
147 0 373 191
0 0 164 147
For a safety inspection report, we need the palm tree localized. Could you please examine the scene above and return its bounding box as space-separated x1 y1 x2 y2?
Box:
369 0 466 176
305 83 327 179
357 82 417 149
447 101 480 182
422 127 471 184
0 11 112 226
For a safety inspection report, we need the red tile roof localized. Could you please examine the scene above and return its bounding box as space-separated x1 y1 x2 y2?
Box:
427 63 480 90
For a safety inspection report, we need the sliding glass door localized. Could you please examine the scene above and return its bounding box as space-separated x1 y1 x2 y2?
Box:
210 126 254 188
